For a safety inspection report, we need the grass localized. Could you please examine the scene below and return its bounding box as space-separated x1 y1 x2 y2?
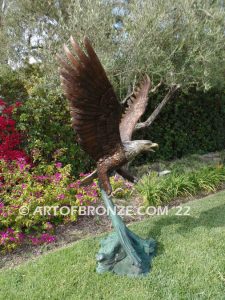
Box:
0 191 225 299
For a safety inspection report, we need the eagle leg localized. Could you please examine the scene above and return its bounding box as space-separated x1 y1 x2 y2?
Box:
97 148 127 195
116 167 138 183
97 164 112 195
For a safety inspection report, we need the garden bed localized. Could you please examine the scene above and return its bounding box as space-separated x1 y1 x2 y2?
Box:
1 190 225 299
1 151 225 268
1 180 225 270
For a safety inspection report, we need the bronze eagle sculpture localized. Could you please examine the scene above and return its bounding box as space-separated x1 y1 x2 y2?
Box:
57 36 158 195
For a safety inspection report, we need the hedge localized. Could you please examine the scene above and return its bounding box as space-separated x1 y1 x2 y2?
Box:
134 88 225 165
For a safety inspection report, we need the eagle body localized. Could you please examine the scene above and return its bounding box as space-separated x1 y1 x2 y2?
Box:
97 144 127 194
57 36 158 194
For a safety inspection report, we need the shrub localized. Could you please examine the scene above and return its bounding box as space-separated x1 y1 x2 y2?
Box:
0 159 133 252
0 67 28 103
0 160 98 252
15 67 93 177
133 89 225 166
136 165 225 206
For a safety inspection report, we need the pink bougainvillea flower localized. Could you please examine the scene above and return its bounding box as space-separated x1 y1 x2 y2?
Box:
36 175 49 181
68 183 76 189
40 233 56 243
57 194 65 200
54 172 62 182
76 193 83 199
55 162 62 169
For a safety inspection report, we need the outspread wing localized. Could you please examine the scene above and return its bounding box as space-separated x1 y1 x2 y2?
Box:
119 75 151 141
57 36 122 161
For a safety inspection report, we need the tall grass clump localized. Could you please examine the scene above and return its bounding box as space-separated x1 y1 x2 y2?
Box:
136 165 225 206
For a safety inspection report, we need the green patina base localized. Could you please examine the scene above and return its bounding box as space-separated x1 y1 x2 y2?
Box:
96 188 156 276
96 230 156 276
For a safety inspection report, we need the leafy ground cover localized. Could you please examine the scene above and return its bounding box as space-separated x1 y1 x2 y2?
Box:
136 153 225 205
0 159 131 253
0 191 225 299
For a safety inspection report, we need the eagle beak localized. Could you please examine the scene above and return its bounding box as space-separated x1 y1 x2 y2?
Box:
149 143 159 152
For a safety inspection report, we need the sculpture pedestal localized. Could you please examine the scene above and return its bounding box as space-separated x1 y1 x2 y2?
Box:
96 230 156 276
96 188 156 276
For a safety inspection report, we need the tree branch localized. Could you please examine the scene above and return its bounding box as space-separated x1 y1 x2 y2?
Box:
121 77 137 105
121 78 162 106
121 91 133 105
150 79 163 93
134 84 181 131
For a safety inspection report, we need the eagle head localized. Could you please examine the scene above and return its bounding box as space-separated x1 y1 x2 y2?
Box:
123 140 158 161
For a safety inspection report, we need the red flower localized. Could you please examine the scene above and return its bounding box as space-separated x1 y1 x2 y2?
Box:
0 99 6 106
0 99 29 163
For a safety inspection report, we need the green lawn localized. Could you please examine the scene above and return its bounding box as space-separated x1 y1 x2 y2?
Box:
1 191 225 300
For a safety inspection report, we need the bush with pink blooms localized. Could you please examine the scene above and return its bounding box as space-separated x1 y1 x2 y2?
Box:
0 159 100 252
0 158 133 252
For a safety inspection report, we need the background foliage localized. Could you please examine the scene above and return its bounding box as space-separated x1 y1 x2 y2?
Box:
0 0 224 173
135 88 225 164
137 153 225 206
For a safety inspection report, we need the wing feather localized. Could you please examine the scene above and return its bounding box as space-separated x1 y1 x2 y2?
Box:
119 75 151 141
58 36 122 161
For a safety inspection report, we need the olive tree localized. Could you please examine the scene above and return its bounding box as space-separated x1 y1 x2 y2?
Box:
1 0 225 131
55 0 225 131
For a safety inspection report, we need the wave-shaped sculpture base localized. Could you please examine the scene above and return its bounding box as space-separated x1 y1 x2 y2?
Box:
96 188 156 276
